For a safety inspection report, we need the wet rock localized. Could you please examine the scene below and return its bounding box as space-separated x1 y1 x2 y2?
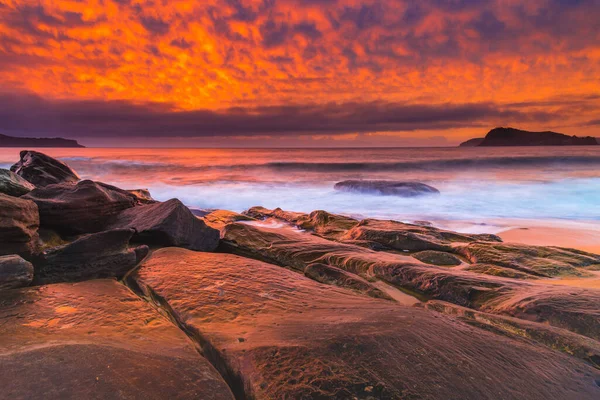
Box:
129 249 600 399
0 169 35 196
203 209 255 230
334 180 440 197
23 180 137 235
412 250 462 266
244 206 305 223
10 150 80 187
0 279 234 399
456 242 600 278
304 263 392 300
107 199 220 251
0 255 33 290
340 219 501 252
34 229 149 285
0 193 39 258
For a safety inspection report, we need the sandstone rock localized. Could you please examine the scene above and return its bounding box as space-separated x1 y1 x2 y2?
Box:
23 180 137 235
0 279 234 399
0 255 33 290
456 242 600 278
34 229 149 285
10 150 80 187
465 264 539 280
0 193 39 257
412 250 462 266
0 169 35 196
129 249 600 399
334 180 440 197
304 263 392 300
107 199 220 251
126 188 156 204
203 209 255 230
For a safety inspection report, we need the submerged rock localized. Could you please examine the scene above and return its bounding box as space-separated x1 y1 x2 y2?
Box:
0 193 39 258
0 255 33 290
129 249 600 399
23 180 137 235
0 279 234 399
10 150 80 187
107 199 220 251
34 229 149 285
0 169 35 196
334 180 440 197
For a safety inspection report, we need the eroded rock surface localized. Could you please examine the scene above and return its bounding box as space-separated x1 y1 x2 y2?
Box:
0 279 234 400
107 198 220 251
0 255 33 290
34 229 149 285
334 180 440 197
23 180 137 235
0 169 35 196
10 150 80 187
0 193 39 257
203 209 255 230
412 250 462 266
129 249 600 399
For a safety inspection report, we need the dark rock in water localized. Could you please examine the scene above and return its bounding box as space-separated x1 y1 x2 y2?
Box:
0 279 234 400
23 180 137 235
0 193 39 258
10 150 80 187
0 169 35 196
478 127 598 147
34 229 149 285
459 137 484 147
334 180 440 197
107 198 220 251
412 250 462 266
129 249 600 399
126 188 156 204
0 255 33 290
0 133 84 148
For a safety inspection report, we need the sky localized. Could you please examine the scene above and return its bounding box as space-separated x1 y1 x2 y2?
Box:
0 0 599 147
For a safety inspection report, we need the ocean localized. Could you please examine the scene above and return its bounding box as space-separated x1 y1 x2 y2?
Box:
2 146 599 234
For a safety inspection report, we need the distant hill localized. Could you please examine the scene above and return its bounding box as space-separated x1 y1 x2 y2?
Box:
460 127 598 147
0 134 84 148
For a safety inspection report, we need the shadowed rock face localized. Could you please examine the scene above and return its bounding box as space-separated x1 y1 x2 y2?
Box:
10 150 80 187
34 229 149 285
304 263 392 300
23 180 137 235
0 169 35 197
107 199 220 252
0 255 33 290
0 279 234 400
0 193 39 258
129 249 600 400
412 250 462 266
334 180 440 197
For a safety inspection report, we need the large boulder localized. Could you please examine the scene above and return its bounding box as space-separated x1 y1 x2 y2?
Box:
0 279 234 399
34 229 149 285
128 249 600 399
0 255 33 290
334 180 440 197
10 150 80 187
0 169 35 196
23 180 137 235
107 199 220 251
0 193 39 257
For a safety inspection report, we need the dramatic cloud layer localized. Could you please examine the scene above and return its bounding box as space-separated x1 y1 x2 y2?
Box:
0 0 599 144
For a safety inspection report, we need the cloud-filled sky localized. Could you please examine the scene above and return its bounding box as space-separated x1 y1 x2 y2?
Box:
0 0 599 146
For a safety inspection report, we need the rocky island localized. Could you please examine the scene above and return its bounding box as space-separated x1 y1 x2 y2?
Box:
0 133 84 148
460 127 599 147
1 151 599 399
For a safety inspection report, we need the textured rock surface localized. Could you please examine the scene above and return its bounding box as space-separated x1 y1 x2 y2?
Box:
334 180 440 196
0 279 234 400
304 263 392 300
107 198 220 251
10 150 80 187
129 249 600 399
23 180 137 235
34 229 149 285
412 250 462 266
126 188 156 204
0 193 39 257
0 255 33 290
203 209 255 230
0 169 35 196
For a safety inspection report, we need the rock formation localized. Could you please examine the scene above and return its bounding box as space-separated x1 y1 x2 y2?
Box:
0 255 33 289
0 193 39 257
11 150 80 187
0 169 35 196
0 133 84 148
462 127 599 147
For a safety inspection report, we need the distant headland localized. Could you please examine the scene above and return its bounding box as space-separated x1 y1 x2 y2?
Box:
0 134 84 148
460 127 599 147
